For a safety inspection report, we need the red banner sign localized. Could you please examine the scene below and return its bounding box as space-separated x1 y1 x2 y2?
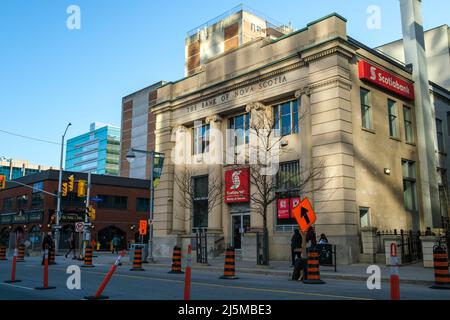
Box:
358 60 415 100
290 198 301 218
277 198 290 219
225 168 250 203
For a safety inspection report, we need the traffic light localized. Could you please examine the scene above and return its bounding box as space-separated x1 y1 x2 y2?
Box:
87 206 96 220
0 175 6 189
77 180 86 197
62 182 68 197
68 175 74 192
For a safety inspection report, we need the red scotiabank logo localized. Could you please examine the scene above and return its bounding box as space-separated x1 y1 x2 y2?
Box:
358 60 415 100
225 168 250 203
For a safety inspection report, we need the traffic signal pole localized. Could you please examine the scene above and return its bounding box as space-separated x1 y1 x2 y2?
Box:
82 172 92 257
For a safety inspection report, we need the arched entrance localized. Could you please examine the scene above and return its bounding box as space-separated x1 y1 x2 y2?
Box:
98 226 126 251
0 227 10 246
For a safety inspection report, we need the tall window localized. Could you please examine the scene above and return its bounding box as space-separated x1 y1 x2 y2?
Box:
276 161 300 227
403 106 414 143
436 118 445 153
2 197 13 211
402 160 417 211
438 168 448 219
276 161 300 192
16 195 28 210
193 123 210 155
136 198 150 212
193 176 208 230
274 100 299 136
229 113 250 145
360 88 372 130
388 99 399 138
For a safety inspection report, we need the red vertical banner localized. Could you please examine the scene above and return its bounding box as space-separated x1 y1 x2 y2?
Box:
277 198 290 219
224 168 250 203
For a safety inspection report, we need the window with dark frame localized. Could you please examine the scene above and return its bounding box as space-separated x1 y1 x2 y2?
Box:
2 197 14 212
193 123 210 155
136 198 150 212
403 106 414 143
98 195 128 210
436 118 445 153
402 160 418 211
274 100 299 136
388 99 399 138
193 176 208 230
360 88 372 130
16 195 28 210
276 161 300 226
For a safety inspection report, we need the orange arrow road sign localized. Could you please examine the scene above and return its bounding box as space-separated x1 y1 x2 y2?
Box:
292 197 316 233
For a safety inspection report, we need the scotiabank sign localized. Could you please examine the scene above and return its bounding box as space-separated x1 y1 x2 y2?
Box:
225 168 250 203
358 60 415 100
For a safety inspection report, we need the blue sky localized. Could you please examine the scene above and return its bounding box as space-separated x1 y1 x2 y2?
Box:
0 0 449 167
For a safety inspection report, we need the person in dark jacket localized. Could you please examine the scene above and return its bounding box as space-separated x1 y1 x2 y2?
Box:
306 226 317 248
42 232 53 265
290 229 302 267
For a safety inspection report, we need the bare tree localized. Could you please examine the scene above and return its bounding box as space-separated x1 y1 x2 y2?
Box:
174 166 223 224
232 102 329 265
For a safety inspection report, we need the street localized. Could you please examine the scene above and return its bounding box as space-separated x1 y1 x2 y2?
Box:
1 256 450 300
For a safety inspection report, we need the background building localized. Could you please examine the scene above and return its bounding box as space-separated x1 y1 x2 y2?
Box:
0 158 53 181
66 123 121 176
0 170 151 252
120 81 166 179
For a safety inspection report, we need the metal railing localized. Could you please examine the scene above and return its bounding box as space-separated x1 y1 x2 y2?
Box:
376 229 423 263
195 228 208 264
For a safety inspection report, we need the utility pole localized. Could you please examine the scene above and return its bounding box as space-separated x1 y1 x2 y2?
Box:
54 123 71 255
82 171 92 257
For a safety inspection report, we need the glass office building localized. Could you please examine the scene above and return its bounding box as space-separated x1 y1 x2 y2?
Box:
0 159 52 181
65 123 120 175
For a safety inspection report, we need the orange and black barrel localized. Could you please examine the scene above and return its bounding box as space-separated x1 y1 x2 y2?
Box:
303 247 325 284
220 247 238 280
168 245 184 274
430 245 450 290
49 246 56 265
130 246 145 271
82 246 95 268
0 246 7 261
17 244 25 262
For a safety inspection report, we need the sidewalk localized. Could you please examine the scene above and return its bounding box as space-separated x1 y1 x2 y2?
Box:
87 251 436 286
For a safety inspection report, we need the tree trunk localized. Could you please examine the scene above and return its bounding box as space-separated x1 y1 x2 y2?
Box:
263 206 269 265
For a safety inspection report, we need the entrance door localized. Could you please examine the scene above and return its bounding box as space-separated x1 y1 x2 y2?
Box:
231 214 250 250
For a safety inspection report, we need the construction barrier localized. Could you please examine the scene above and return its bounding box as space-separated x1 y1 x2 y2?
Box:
430 245 450 290
184 245 192 300
303 247 325 284
168 245 184 274
82 246 94 268
130 246 145 271
35 249 56 290
49 246 56 265
85 251 126 300
0 246 7 261
389 243 401 300
17 244 25 262
219 247 238 280
4 248 21 283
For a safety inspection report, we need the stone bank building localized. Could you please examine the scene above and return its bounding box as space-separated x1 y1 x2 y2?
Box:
120 6 450 264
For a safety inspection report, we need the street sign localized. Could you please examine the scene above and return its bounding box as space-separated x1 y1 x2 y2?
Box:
291 197 316 233
75 222 84 233
89 197 103 203
139 220 148 235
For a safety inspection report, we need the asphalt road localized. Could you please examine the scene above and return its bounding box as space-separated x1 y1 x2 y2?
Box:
1 257 450 300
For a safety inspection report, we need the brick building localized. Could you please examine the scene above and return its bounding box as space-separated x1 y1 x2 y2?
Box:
0 170 151 251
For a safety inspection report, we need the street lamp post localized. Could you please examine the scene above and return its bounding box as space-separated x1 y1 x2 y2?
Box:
126 148 164 263
54 123 72 255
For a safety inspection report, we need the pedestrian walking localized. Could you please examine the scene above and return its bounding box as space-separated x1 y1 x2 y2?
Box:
306 226 317 248
65 234 76 259
290 229 302 267
42 232 53 265
318 233 328 244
